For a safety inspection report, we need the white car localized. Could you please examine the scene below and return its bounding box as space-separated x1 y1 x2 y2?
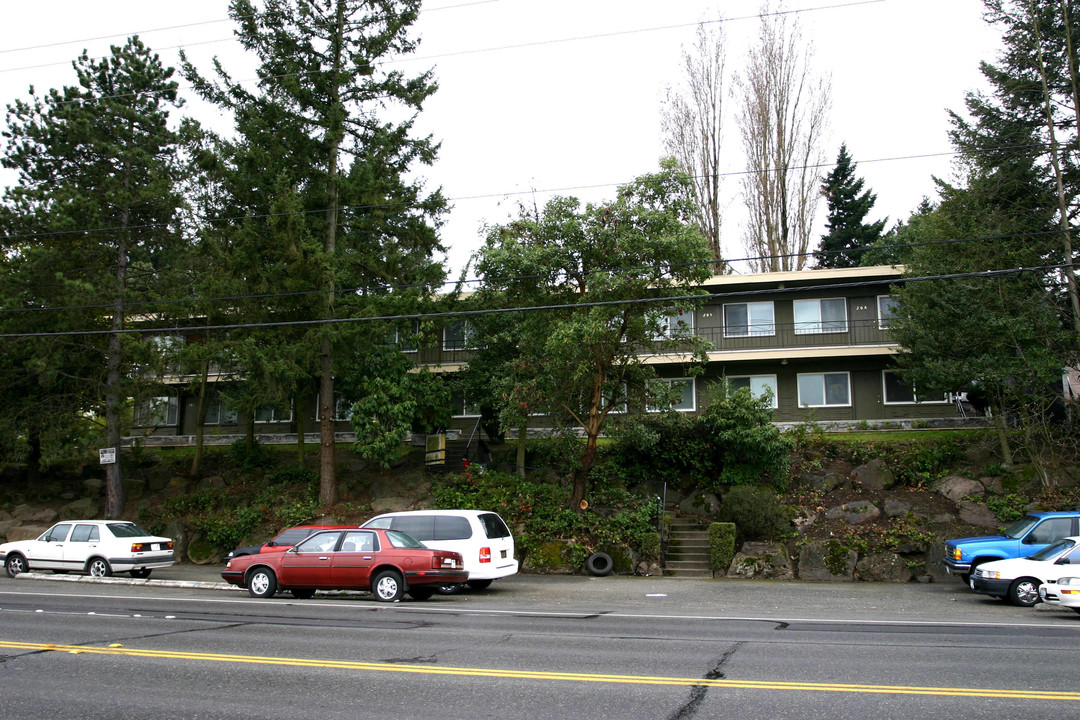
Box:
1 520 175 579
969 536 1080 606
362 509 518 590
1039 576 1080 613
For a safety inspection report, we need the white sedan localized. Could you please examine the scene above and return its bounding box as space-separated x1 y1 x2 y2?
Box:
969 536 1080 606
1039 576 1080 613
1 520 174 579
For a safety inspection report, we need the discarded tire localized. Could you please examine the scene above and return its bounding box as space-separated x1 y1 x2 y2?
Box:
585 551 613 577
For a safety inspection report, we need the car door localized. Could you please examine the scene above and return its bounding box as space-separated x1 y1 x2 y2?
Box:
278 531 342 587
62 523 101 570
30 523 72 569
330 531 378 589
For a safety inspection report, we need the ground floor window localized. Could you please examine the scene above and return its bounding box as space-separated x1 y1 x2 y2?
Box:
797 372 850 408
882 370 948 404
450 389 481 418
725 375 778 408
648 378 696 412
254 404 292 423
133 396 179 427
203 399 238 425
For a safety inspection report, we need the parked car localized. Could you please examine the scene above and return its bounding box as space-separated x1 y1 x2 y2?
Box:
1038 576 1080 613
223 524 354 562
220 527 467 602
943 511 1080 581
362 509 518 591
969 536 1080 606
1 520 175 579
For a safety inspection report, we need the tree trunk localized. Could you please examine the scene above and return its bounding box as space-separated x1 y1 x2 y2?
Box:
516 420 527 478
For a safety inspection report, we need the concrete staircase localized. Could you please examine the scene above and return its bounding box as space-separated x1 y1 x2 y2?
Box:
665 516 712 578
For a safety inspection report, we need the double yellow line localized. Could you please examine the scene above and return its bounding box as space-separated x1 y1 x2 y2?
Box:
2 640 1077 701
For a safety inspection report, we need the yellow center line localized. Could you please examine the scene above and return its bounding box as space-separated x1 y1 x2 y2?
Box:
2 640 1076 701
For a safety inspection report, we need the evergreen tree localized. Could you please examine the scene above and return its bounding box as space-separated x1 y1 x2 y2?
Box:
816 143 886 267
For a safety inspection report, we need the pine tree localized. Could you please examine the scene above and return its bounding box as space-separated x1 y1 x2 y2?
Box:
816 144 886 268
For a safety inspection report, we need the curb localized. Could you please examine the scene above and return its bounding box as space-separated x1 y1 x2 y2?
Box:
13 572 239 592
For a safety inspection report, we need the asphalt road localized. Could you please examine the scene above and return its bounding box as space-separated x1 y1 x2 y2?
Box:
1 568 1078 719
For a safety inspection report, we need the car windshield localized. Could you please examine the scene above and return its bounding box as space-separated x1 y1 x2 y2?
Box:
106 522 153 538
270 528 319 546
386 530 426 549
1028 538 1076 561
1004 515 1040 539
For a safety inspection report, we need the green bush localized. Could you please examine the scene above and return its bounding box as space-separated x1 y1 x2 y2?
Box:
717 486 792 542
986 493 1029 523
709 522 736 574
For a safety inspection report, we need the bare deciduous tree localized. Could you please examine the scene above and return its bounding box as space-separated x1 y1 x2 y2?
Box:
661 20 729 274
736 2 831 272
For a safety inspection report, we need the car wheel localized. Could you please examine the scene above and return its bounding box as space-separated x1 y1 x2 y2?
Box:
466 579 493 590
87 558 112 578
372 570 404 602
291 589 315 600
247 568 278 598
5 553 27 578
1008 577 1041 607
586 552 614 577
436 584 463 595
408 587 435 601
130 569 152 579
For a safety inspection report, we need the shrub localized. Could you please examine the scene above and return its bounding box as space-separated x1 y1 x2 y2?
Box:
717 485 792 542
709 522 736 574
986 493 1029 523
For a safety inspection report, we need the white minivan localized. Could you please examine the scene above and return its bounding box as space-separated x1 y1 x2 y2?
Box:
362 510 518 590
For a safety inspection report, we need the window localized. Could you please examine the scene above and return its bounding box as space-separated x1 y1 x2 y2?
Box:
389 324 418 352
882 371 948 405
203 399 238 425
793 298 847 334
878 295 898 328
651 308 695 340
450 388 480 418
70 524 100 542
134 396 178 427
797 372 851 407
648 378 696 412
443 320 476 351
334 396 354 422
254 404 292 423
724 302 774 337
726 375 778 408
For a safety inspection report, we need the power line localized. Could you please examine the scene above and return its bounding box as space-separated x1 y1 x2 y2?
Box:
1 264 1073 339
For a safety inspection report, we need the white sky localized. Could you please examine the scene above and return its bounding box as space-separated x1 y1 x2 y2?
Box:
0 0 1001 277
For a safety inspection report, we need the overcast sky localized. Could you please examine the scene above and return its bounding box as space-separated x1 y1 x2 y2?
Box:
0 0 1001 277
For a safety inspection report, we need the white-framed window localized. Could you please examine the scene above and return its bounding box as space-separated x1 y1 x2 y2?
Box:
443 320 476 351
390 325 418 352
651 309 695 340
450 389 481 418
648 378 696 412
878 295 898 329
725 375 778 409
134 396 178 427
254 404 292 423
882 370 948 405
602 383 628 414
793 298 848 334
334 396 354 421
203 399 238 425
797 372 851 408
723 302 774 337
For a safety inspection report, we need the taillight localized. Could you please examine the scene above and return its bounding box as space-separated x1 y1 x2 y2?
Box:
479 547 491 563
131 543 146 552
165 541 174 550
431 554 460 570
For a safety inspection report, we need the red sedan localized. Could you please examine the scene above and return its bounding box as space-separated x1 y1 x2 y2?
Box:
221 527 467 602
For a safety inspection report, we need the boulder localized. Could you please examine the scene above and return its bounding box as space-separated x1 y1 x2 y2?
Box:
850 459 896 491
6 525 48 542
798 539 857 582
121 477 146 501
727 541 794 580
196 476 226 492
883 499 913 518
933 475 986 503
58 498 98 520
681 490 721 516
855 552 914 582
957 500 1000 528
796 472 848 493
370 496 411 514
824 500 881 526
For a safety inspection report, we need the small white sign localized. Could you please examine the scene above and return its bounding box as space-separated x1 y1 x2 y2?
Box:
99 448 117 465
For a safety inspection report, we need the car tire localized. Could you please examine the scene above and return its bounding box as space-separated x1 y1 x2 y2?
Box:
247 567 278 598
291 589 315 600
372 570 404 602
436 584 462 595
5 553 27 578
586 552 614 577
466 579 493 590
130 569 152 579
408 587 435 601
1008 577 1041 607
87 558 112 578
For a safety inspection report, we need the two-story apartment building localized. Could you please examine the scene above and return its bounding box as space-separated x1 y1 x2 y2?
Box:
129 265 971 445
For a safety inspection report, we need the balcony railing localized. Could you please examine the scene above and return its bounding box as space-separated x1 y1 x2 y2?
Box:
690 318 895 353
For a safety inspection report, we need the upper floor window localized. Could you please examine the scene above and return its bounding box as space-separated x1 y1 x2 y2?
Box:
651 309 695 340
133 396 178 427
725 375 778 409
389 324 418 352
878 295 898 329
443 320 476 351
648 377 696 412
882 370 948 405
724 302 774 337
793 298 847 334
797 372 851 407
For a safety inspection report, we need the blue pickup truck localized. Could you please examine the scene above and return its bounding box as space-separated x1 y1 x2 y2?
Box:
943 511 1080 580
